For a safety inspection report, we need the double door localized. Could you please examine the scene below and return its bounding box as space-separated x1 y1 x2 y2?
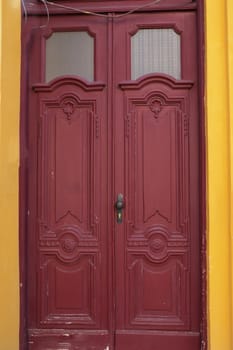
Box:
25 10 201 350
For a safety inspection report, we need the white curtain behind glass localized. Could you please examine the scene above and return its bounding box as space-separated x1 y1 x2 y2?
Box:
131 29 181 80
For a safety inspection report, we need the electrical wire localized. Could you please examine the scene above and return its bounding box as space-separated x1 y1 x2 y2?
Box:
21 0 28 22
23 0 162 28
36 0 161 19
38 0 50 27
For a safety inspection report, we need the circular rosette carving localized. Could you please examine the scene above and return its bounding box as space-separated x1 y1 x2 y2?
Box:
148 233 167 260
61 238 77 253
59 233 79 256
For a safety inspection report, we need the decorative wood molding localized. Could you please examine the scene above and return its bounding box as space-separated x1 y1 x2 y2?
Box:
119 73 194 90
149 98 163 118
33 76 106 92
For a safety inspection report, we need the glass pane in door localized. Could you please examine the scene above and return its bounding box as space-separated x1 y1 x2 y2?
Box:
131 28 181 80
46 31 94 82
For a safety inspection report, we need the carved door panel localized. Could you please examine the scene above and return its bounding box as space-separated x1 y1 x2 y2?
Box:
113 12 200 350
25 9 201 350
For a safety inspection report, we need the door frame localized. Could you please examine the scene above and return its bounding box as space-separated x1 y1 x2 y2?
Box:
19 1 206 349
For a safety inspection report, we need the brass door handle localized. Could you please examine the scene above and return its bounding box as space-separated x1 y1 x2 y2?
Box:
115 193 124 223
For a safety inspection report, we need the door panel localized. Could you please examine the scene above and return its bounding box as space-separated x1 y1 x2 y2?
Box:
114 12 200 348
26 16 111 349
118 77 193 330
34 79 106 328
25 10 201 350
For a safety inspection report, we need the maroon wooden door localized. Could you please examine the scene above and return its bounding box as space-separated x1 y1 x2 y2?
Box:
25 15 112 350
113 12 200 350
24 9 201 350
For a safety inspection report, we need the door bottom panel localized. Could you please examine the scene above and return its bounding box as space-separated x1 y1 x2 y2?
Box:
28 329 111 350
115 330 200 350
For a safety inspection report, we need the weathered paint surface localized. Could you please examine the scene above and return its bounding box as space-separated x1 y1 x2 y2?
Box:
1 0 233 349
0 0 20 349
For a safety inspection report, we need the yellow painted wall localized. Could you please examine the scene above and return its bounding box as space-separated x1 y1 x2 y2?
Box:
227 4 233 349
1 0 233 349
0 0 20 349
206 0 233 349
